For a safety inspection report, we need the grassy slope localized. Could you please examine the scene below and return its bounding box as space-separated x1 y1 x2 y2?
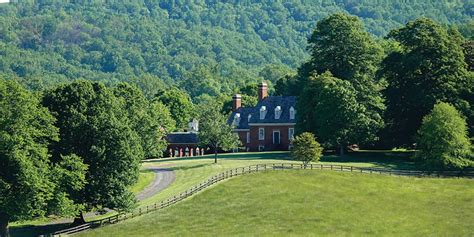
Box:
10 151 415 236
81 170 474 237
129 170 156 194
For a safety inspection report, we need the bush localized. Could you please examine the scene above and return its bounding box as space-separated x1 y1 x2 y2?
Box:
415 102 473 170
291 132 323 165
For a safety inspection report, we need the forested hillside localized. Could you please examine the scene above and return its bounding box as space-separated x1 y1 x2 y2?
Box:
0 1 472 98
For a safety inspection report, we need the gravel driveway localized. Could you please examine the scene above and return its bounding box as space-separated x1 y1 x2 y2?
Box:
136 168 175 201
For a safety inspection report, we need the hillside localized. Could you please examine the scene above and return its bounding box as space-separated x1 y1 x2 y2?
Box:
0 1 472 96
77 170 474 236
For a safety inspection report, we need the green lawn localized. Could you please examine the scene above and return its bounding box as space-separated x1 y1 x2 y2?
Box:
80 170 474 237
10 151 418 236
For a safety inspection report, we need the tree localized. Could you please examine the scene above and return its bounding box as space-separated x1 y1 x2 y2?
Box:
415 102 473 170
0 80 85 236
290 132 323 165
297 72 369 155
42 80 143 224
299 13 385 144
113 83 174 159
198 107 240 163
381 18 471 147
155 87 194 130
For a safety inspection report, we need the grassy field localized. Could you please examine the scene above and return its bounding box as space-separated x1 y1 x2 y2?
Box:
10 151 417 236
80 170 474 236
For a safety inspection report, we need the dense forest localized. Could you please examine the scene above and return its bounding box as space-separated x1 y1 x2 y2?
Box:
0 1 473 99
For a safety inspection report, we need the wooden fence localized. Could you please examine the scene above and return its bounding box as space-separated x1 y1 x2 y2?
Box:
48 163 474 236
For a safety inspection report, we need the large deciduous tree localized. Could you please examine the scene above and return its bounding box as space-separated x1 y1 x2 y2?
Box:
297 73 370 155
0 80 86 236
198 107 240 164
381 18 471 147
113 83 174 159
155 87 194 130
42 80 143 224
415 102 473 170
294 13 385 147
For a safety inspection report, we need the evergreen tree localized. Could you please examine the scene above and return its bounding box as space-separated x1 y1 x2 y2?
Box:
290 132 323 165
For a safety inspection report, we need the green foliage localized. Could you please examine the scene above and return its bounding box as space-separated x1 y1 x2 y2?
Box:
297 73 372 153
415 102 473 170
113 83 174 159
0 79 84 235
0 1 471 94
381 18 471 147
42 80 143 213
198 107 240 163
290 132 323 165
155 87 194 130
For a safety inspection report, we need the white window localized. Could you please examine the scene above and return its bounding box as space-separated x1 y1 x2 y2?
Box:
246 132 250 144
288 128 295 140
260 106 267 120
258 145 265 151
290 107 295 120
258 127 265 140
274 106 282 119
233 113 241 126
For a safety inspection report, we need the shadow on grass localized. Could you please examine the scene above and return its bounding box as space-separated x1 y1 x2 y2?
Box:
321 150 416 170
10 222 70 237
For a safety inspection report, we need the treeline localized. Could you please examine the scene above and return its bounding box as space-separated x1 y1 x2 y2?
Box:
0 1 472 98
0 79 177 236
278 14 473 169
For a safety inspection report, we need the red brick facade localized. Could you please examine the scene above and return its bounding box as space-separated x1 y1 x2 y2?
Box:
236 125 295 151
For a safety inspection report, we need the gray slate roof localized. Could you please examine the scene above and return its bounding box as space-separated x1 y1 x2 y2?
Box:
166 132 199 144
228 96 296 129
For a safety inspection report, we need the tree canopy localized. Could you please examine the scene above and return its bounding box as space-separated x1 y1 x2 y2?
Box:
415 102 473 170
42 80 143 222
290 132 323 165
381 18 471 147
0 79 86 236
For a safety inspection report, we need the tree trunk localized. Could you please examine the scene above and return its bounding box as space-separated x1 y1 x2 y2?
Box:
72 211 86 226
214 148 218 164
339 145 345 156
0 215 9 237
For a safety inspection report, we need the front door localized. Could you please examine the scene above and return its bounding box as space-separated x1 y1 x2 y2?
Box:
273 131 280 145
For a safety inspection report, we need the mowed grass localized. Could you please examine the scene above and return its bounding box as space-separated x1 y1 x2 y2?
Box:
80 170 474 236
129 170 156 194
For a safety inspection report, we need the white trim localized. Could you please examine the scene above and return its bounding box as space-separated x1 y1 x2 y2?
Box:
273 130 281 145
288 128 295 141
249 123 296 126
258 127 265 140
246 132 250 144
233 129 250 132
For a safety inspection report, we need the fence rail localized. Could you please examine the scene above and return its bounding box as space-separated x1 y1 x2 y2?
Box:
49 164 474 236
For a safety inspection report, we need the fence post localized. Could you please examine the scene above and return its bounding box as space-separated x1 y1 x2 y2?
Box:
330 165 333 170
311 164 313 169
340 166 343 171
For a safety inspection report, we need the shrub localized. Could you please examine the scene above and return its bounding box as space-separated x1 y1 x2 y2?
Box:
291 132 323 165
415 102 473 170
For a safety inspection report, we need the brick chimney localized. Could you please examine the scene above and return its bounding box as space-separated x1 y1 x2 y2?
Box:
232 94 241 111
258 82 268 101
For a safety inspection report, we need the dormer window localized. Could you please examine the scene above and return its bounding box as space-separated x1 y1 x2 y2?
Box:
290 107 295 120
274 106 282 119
233 113 241 126
248 114 252 122
260 106 267 120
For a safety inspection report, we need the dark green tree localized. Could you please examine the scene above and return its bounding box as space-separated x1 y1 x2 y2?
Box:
0 80 86 236
381 18 471 147
290 132 323 165
415 102 473 169
113 83 174 159
42 80 143 224
298 13 385 144
297 73 369 155
198 107 240 163
155 87 194 130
